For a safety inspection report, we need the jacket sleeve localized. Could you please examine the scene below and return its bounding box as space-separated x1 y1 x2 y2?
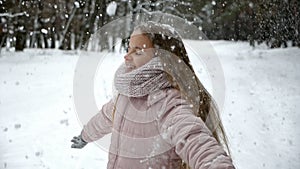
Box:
159 92 235 169
81 99 114 143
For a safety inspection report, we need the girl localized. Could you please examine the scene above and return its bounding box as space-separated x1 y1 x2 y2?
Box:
71 22 235 169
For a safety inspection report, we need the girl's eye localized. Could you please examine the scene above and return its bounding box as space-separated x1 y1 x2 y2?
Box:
135 49 144 55
135 51 142 55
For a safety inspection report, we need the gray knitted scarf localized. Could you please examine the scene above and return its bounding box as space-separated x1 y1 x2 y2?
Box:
114 57 172 97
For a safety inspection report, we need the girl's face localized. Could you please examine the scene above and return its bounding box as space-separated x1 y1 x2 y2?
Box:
124 30 154 70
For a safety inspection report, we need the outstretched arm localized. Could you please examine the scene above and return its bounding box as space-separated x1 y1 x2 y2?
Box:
159 95 235 169
71 99 114 148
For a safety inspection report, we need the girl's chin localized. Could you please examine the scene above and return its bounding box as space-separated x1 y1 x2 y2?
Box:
125 64 135 73
125 63 136 69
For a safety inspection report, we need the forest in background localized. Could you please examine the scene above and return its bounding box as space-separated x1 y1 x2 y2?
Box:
0 0 299 52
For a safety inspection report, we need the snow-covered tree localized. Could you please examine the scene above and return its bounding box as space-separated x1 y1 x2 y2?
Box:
0 0 298 52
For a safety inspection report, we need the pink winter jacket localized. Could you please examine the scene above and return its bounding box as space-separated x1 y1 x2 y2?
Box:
81 88 235 169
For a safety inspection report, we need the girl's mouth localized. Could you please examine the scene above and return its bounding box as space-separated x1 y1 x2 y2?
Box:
125 62 136 69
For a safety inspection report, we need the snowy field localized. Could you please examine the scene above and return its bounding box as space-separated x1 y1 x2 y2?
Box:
0 40 299 169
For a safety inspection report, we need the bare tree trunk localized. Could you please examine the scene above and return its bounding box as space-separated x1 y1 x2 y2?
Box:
50 29 56 48
15 30 26 51
37 33 43 48
80 0 97 50
59 4 78 49
30 13 39 48
0 34 7 55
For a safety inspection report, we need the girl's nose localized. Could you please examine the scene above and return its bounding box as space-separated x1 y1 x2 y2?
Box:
124 53 132 61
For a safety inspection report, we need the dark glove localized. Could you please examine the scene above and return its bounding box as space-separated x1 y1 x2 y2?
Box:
71 134 87 149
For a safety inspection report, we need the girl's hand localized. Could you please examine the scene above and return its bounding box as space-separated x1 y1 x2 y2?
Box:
71 134 87 149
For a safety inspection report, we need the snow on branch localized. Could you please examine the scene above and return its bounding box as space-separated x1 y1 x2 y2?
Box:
0 12 27 18
154 0 192 7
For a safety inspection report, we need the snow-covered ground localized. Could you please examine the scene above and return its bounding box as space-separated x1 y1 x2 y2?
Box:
0 41 299 169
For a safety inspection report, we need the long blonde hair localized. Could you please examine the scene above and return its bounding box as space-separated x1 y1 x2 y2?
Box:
134 22 232 168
